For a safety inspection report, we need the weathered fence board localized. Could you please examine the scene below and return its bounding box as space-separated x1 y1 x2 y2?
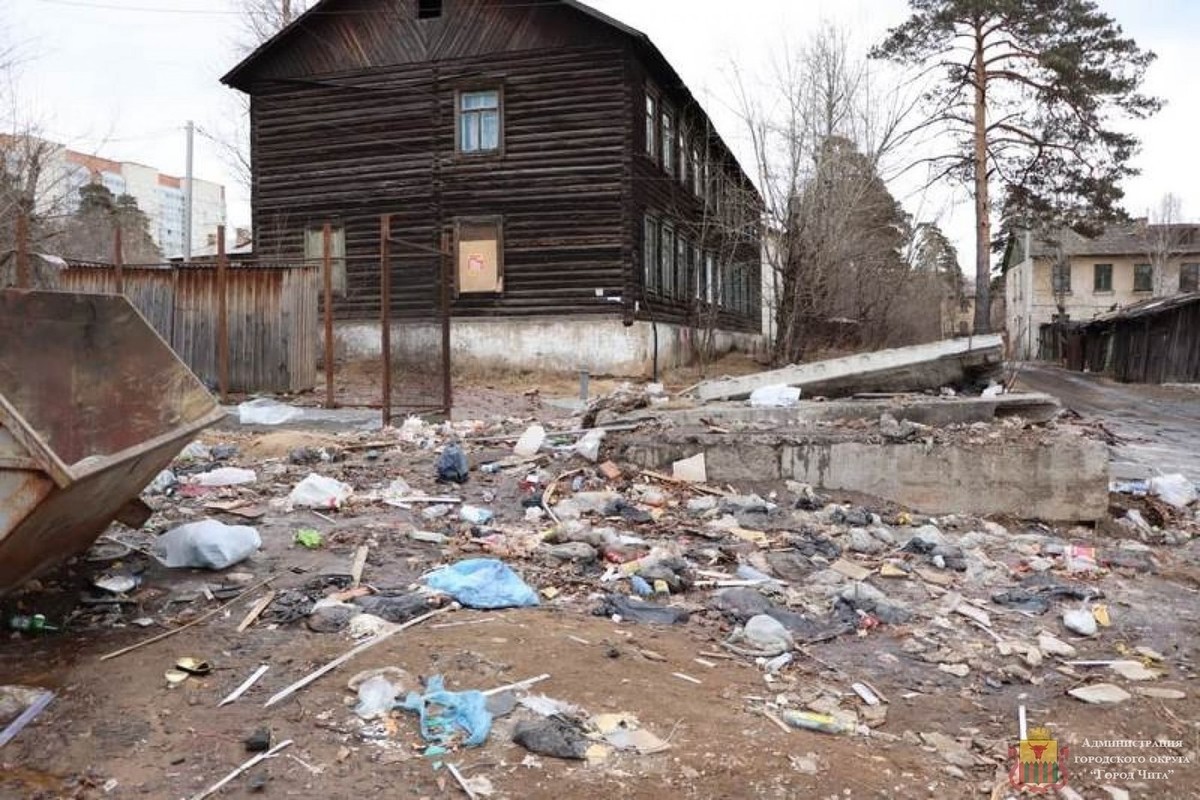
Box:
58 263 318 393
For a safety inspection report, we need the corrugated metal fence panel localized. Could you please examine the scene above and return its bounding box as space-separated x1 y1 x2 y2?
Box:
58 263 317 394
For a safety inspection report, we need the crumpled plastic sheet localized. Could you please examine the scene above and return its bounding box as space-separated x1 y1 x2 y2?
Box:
400 675 492 748
424 559 539 609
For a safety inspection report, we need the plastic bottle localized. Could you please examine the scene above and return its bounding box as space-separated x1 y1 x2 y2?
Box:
781 710 851 735
9 613 58 633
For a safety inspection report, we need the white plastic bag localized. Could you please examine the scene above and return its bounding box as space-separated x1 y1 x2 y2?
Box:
238 398 304 426
189 467 257 487
749 384 801 408
574 429 606 462
1149 473 1197 509
154 519 261 570
287 473 353 510
514 424 546 457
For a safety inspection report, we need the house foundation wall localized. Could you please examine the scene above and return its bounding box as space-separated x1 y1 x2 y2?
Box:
331 317 765 377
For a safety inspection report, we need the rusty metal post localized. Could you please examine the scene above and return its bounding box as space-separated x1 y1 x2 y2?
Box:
14 208 29 289
322 222 334 409
216 224 229 402
113 224 124 294
440 230 452 416
380 215 392 429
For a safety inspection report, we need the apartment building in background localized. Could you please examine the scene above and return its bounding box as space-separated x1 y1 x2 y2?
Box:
33 142 226 259
1004 221 1200 359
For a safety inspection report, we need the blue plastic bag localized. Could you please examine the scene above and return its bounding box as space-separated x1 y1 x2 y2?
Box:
400 675 492 747
424 558 539 609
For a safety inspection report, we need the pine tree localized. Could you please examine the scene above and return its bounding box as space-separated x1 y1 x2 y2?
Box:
871 0 1160 333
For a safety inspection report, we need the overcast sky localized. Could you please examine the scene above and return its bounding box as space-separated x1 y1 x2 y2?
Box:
7 0 1198 267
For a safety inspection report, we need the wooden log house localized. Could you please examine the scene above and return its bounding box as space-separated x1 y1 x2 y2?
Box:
222 0 764 374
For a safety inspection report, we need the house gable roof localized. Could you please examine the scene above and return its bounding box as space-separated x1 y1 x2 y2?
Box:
1027 222 1200 259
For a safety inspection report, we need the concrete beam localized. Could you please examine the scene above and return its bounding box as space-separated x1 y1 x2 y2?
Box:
618 428 1109 522
691 335 1004 402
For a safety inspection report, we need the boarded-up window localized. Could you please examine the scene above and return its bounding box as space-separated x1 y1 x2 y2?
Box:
1182 263 1200 293
305 225 346 296
1133 263 1153 292
456 220 503 294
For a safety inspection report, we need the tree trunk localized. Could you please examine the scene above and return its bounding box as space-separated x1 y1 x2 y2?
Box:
971 24 991 335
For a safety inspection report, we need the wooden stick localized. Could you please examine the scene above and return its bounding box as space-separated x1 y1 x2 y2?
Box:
99 575 276 662
761 709 792 734
350 546 369 587
447 762 479 800
188 739 293 800
218 664 270 707
481 673 550 697
264 603 458 708
639 469 726 496
236 590 276 633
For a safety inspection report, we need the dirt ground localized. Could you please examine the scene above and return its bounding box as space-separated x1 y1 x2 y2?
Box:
3 374 1200 800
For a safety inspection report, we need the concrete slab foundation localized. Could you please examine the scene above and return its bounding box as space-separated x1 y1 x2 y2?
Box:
618 428 1109 521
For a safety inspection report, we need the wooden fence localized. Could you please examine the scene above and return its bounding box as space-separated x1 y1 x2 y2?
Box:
1073 292 1200 383
58 262 319 394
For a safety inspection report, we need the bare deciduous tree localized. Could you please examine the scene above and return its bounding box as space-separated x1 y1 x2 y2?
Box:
732 25 927 363
1145 193 1185 297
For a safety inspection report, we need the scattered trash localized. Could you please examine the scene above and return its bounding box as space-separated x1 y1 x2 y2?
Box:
514 424 546 457
0 686 54 747
286 474 353 510
1109 660 1159 681
598 595 689 625
93 571 140 595
188 467 257 487
1068 683 1131 704
1148 473 1197 509
154 520 261 570
1065 544 1098 573
672 453 708 483
459 505 494 525
1063 607 1098 637
293 528 324 549
436 442 470 484
238 398 304 426
244 728 271 753
424 559 539 609
354 675 401 720
781 710 852 735
729 614 794 656
1134 687 1186 700
575 429 606 462
401 675 492 748
512 716 590 760
749 384 801 408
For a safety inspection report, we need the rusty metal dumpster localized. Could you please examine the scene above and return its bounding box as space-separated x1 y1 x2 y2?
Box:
0 290 225 595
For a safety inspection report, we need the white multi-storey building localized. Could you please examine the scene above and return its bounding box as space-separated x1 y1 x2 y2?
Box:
23 140 227 259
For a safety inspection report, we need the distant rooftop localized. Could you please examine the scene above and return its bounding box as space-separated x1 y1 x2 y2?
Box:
1027 221 1200 259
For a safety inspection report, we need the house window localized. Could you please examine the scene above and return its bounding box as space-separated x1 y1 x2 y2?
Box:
661 107 674 177
675 234 687 300
305 224 346 296
455 219 503 294
458 90 500 154
418 0 442 18
692 244 702 300
1133 263 1153 292
678 131 688 187
643 215 658 294
644 91 657 159
1182 263 1200 293
660 224 675 297
1051 262 1071 293
691 145 702 196
704 251 714 304
1093 263 1113 293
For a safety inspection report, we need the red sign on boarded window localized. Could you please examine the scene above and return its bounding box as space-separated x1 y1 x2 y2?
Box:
468 254 484 273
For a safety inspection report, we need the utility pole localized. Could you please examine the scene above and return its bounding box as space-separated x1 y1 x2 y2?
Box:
184 120 194 263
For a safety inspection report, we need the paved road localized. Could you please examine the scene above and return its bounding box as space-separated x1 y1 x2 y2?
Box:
1015 363 1200 483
